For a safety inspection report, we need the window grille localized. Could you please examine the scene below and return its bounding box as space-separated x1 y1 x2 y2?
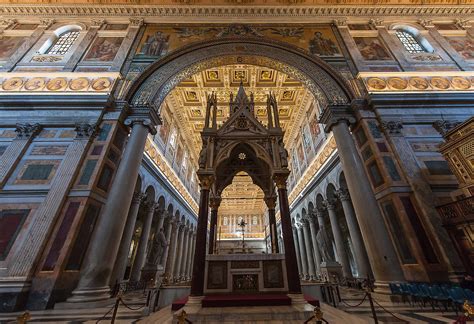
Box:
47 31 80 55
395 30 426 54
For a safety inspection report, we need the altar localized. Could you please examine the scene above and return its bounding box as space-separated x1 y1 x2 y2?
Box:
204 253 288 294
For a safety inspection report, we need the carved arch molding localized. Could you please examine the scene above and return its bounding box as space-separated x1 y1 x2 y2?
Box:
126 37 355 110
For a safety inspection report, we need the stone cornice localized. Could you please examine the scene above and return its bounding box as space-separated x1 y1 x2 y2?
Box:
0 5 472 20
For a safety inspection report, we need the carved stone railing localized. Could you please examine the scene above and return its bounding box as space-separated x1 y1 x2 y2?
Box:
436 196 474 225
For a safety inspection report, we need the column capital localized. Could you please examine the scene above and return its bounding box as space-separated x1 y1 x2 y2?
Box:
319 103 357 133
15 123 42 140
143 200 157 212
432 120 461 137
197 172 214 190
335 188 351 202
273 172 289 189
75 123 99 139
456 18 471 29
209 196 221 210
129 17 144 27
0 18 16 28
323 199 337 211
369 18 384 28
39 18 55 28
132 191 146 204
125 102 162 135
332 18 347 27
418 19 434 28
90 18 106 28
380 120 403 137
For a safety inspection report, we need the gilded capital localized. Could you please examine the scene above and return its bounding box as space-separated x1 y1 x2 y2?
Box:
198 173 214 190
273 173 288 190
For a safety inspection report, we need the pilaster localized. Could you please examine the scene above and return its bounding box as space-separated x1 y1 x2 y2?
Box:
0 123 42 186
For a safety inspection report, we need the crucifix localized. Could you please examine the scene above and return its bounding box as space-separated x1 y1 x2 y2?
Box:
237 218 247 252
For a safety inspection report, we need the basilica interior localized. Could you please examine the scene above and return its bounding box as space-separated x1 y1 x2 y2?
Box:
0 1 473 322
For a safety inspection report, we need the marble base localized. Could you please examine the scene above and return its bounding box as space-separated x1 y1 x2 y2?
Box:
59 286 112 308
54 297 115 310
320 261 343 283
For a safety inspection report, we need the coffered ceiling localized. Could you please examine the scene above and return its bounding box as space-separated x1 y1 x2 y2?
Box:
164 64 314 238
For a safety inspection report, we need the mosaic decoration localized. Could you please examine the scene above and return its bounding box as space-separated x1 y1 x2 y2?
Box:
0 36 23 60
362 73 474 92
0 73 119 93
136 24 341 58
354 37 392 61
83 37 123 61
447 36 474 60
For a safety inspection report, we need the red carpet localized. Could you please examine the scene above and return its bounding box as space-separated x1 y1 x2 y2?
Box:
172 296 188 310
202 294 292 307
172 294 319 309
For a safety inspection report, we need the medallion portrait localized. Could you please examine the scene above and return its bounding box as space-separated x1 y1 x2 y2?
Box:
91 78 111 91
2 77 24 91
69 77 90 91
46 78 67 91
24 77 46 91
451 77 470 90
430 77 450 90
409 77 429 90
387 77 408 90
367 77 387 90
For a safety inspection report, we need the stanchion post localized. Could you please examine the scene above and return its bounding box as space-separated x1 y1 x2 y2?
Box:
367 291 378 324
111 295 121 324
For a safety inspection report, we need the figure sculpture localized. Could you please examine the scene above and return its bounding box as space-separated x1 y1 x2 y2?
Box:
148 228 168 266
316 219 333 263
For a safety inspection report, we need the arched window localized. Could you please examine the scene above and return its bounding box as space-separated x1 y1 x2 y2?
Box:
47 30 80 55
395 29 428 54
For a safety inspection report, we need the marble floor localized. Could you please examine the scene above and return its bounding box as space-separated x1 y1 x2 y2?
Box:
0 288 469 323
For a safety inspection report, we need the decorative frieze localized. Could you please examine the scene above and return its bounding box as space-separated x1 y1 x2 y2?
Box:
360 72 474 93
0 5 471 20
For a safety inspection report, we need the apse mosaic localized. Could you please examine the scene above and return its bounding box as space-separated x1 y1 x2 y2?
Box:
136 25 342 58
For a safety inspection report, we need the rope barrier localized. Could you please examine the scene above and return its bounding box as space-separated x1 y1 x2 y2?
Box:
119 297 147 311
372 297 408 323
340 293 369 308
95 303 116 323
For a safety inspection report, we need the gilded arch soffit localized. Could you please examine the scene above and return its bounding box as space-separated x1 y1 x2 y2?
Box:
127 37 354 110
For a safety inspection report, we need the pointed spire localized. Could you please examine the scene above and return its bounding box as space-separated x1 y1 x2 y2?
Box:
235 80 248 104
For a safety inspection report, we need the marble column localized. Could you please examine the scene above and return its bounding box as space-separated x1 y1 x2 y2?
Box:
325 199 353 279
297 225 309 279
308 215 322 276
130 201 156 282
302 220 317 280
0 123 41 186
320 105 404 287
9 124 95 280
69 118 156 302
275 173 301 294
186 231 196 280
336 189 371 279
265 196 279 253
293 226 303 276
190 175 213 296
180 227 190 280
173 224 185 282
110 192 145 285
165 221 179 282
208 197 221 254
